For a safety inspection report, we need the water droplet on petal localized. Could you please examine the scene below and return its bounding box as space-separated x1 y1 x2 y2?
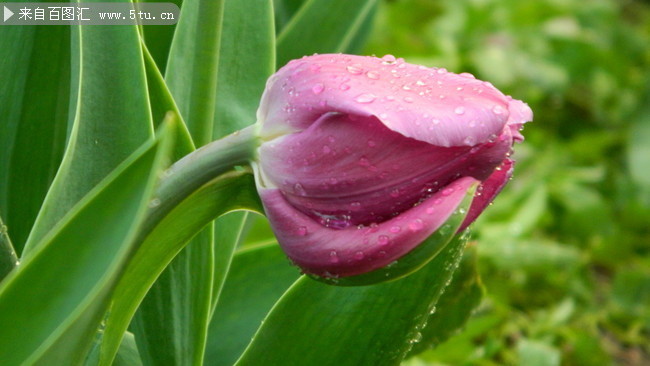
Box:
416 80 426 86
358 156 371 167
432 118 440 125
296 226 308 236
354 251 365 260
409 219 424 232
367 139 376 147
366 70 380 79
493 105 504 115
390 225 402 233
355 93 376 104
322 145 331 154
350 202 362 211
311 83 324 94
437 68 447 74
378 235 390 246
382 54 397 64
339 83 351 91
294 183 306 196
390 189 400 198
346 65 363 75
442 187 454 196
454 106 465 115
463 136 476 145
329 251 340 263
404 96 414 103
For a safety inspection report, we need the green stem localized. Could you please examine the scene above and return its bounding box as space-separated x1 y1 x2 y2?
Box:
141 124 260 239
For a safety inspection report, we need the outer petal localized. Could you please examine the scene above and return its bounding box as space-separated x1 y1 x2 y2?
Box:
506 98 534 142
459 159 515 231
258 176 479 277
258 111 512 227
257 54 526 148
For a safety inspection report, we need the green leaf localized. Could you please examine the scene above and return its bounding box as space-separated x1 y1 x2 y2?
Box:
235 233 471 366
113 332 143 366
96 128 261 365
209 211 255 318
0 215 18 282
165 0 225 146
272 0 305 32
0 24 71 253
0 127 171 366
141 42 196 157
133 41 216 366
23 11 154 255
407 246 484 357
205 243 301 366
213 0 275 137
207 0 276 356
131 226 214 366
140 0 183 71
517 339 561 366
276 0 378 67
628 106 650 189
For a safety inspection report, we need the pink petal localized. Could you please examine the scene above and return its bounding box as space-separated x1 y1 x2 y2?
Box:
258 111 513 227
458 159 515 231
258 176 479 277
257 54 528 148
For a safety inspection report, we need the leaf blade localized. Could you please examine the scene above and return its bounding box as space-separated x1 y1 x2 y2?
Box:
276 0 378 67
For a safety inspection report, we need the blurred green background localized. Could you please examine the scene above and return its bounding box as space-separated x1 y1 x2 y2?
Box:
362 0 650 365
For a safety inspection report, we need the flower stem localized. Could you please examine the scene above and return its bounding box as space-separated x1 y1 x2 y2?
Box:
141 124 260 239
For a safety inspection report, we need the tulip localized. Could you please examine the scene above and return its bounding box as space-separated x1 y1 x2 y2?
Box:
253 54 532 280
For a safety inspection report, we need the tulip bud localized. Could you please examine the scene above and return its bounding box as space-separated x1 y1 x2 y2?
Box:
253 54 532 282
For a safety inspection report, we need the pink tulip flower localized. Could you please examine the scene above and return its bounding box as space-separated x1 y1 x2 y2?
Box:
253 54 532 278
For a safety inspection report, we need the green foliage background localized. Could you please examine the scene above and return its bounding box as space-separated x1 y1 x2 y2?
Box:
364 0 650 364
0 0 648 365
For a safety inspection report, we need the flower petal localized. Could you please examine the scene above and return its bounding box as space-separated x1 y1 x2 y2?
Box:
458 158 515 231
258 176 479 277
257 54 526 147
258 111 512 227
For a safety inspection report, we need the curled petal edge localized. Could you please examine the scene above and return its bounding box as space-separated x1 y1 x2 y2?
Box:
257 176 479 282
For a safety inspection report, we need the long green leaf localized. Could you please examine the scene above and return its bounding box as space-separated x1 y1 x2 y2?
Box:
210 211 254 318
272 0 306 33
96 125 260 365
23 4 154 255
208 0 276 344
131 0 226 361
0 215 18 281
140 0 183 71
213 0 275 137
165 0 225 146
131 226 214 366
205 243 301 366
276 0 378 67
0 128 170 365
98 171 260 365
407 246 484 357
0 23 70 254
234 235 471 366
113 332 143 366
